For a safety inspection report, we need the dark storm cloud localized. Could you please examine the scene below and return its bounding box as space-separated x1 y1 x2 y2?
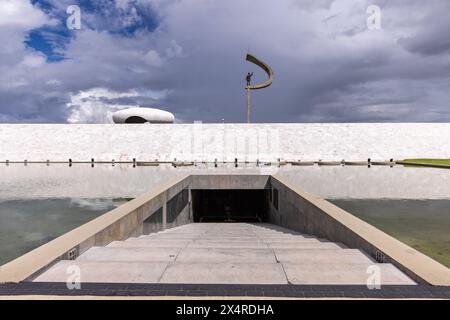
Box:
1 0 450 123
398 15 450 56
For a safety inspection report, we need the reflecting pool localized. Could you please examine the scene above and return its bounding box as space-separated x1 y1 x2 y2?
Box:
330 199 450 268
0 198 126 265
1 163 450 269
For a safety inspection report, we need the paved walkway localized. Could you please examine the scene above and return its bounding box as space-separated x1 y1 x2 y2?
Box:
34 223 415 285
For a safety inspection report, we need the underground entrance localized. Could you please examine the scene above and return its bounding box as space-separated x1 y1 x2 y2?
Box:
191 189 270 222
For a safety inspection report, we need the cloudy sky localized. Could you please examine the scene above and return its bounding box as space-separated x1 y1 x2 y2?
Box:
0 0 450 123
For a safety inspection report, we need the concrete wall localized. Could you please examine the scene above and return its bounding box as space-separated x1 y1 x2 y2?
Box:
166 188 191 229
269 175 450 286
143 207 163 234
190 174 270 190
1 123 450 162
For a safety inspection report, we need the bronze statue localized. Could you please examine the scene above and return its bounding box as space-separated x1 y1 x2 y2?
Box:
246 72 253 87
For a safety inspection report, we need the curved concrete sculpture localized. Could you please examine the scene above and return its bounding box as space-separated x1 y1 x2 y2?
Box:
245 53 274 90
112 107 175 124
245 53 274 123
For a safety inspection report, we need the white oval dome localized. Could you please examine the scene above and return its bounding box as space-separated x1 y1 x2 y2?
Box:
112 107 175 124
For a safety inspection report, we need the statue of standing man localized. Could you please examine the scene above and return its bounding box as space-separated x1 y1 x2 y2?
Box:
246 72 253 87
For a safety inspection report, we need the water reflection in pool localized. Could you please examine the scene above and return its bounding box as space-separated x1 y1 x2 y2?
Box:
0 198 126 265
330 199 450 268
1 164 450 268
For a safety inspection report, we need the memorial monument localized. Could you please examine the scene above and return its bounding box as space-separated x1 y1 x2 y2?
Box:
245 53 274 123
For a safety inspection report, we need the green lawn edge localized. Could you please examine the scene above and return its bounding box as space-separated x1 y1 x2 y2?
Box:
401 159 450 166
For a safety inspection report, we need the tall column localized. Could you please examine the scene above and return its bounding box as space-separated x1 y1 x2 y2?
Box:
246 87 251 123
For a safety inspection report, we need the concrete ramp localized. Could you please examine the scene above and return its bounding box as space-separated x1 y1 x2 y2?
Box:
34 223 415 285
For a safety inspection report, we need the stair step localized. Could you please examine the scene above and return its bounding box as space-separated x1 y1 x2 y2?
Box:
273 248 373 264
159 262 287 284
32 223 417 286
283 262 415 285
33 261 168 283
176 248 277 263
77 247 180 262
267 242 341 249
110 239 339 250
108 240 189 248
139 235 265 241
263 236 322 241
187 240 267 248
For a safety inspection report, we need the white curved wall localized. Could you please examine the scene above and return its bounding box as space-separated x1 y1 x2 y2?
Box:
0 123 449 162
112 107 174 124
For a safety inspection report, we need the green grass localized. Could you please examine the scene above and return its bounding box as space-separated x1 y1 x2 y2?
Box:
402 159 450 166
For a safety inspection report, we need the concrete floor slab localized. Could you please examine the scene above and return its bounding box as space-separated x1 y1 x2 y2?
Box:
33 261 168 283
142 234 201 240
159 263 288 284
258 231 315 235
176 248 277 263
146 232 205 236
34 223 416 286
267 242 341 249
283 263 416 285
255 233 317 239
257 235 316 240
194 236 271 242
260 238 321 243
250 225 306 235
187 240 267 248
108 240 189 248
274 249 374 264
201 235 262 239
76 247 180 262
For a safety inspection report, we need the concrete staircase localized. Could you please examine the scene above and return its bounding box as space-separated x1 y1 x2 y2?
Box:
34 223 415 285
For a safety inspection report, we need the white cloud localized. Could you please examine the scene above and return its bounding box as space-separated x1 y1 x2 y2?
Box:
0 0 50 28
66 88 140 123
143 50 163 67
66 87 169 123
20 53 46 68
142 41 185 67
1 0 450 123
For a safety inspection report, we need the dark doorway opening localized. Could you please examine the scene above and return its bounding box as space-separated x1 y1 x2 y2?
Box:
125 116 147 123
192 190 269 222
